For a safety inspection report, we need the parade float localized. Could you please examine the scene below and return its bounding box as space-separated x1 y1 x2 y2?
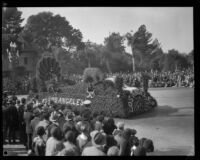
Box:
28 52 157 118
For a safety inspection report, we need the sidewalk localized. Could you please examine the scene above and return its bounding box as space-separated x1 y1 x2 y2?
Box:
3 140 27 156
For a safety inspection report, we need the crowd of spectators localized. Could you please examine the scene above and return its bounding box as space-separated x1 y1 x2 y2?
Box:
65 68 194 89
108 68 194 88
3 93 154 156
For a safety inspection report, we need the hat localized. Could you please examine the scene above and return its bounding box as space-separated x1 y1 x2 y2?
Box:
82 109 91 121
90 130 106 147
36 126 45 136
50 113 59 122
131 129 137 135
65 112 74 121
117 122 125 130
83 100 91 105
63 122 74 134
133 146 146 156
107 146 119 156
33 108 41 117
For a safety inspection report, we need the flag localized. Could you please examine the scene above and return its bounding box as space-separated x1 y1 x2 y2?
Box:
16 50 19 57
8 52 12 62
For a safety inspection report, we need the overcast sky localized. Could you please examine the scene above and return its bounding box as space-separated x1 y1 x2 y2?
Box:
18 7 193 54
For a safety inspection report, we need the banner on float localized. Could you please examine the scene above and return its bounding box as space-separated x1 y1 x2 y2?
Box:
42 96 85 106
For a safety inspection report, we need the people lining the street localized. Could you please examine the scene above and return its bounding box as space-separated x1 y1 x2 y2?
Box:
1 94 160 156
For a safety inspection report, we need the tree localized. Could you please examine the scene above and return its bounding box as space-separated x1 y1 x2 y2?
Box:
20 12 84 54
2 7 24 79
103 32 126 73
125 25 161 72
162 49 190 72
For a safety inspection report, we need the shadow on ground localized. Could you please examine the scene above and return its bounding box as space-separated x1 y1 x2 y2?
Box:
149 146 194 156
129 105 193 120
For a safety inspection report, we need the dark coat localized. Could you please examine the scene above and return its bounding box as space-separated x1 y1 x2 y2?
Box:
6 105 19 129
24 111 34 134
18 104 25 127
31 117 41 140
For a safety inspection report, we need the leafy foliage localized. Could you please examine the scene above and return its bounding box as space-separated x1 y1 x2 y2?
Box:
20 11 84 53
2 7 24 55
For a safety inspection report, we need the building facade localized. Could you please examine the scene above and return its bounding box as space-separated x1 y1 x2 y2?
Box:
2 43 40 78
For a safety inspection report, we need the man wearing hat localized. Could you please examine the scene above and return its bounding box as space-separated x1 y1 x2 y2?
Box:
6 99 19 144
82 130 106 156
36 111 51 142
47 113 60 139
30 108 42 140
24 102 34 150
82 100 92 119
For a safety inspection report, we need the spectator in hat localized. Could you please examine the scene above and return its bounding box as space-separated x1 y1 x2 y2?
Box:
62 130 80 156
114 128 132 156
125 128 138 156
6 99 19 144
113 122 125 136
94 121 103 132
3 99 9 144
107 146 119 156
18 98 27 146
82 130 106 156
103 135 118 154
142 139 154 153
96 115 105 125
103 117 117 135
24 102 34 150
90 111 99 130
62 119 78 145
31 108 42 140
76 122 92 153
32 126 46 156
15 99 21 110
47 113 60 139
36 112 51 142
45 127 64 156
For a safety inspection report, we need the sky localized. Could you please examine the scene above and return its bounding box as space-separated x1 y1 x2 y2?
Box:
18 7 193 54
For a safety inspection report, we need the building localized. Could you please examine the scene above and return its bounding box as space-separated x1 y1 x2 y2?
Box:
2 42 40 78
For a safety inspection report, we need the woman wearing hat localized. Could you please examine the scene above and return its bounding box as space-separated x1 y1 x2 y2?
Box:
76 122 92 153
81 130 106 156
46 113 60 139
45 127 64 156
30 108 42 140
31 126 46 156
24 102 34 150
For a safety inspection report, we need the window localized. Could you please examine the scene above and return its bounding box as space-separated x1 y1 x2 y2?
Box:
24 57 28 65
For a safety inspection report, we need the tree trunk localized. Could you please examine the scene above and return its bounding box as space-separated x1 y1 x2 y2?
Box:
106 59 112 74
131 46 136 73
132 57 135 73
88 58 91 68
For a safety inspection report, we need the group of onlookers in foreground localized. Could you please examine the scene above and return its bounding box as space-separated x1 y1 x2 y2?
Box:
3 93 154 156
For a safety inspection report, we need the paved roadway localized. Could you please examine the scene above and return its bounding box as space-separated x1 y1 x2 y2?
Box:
116 87 194 155
3 87 194 156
